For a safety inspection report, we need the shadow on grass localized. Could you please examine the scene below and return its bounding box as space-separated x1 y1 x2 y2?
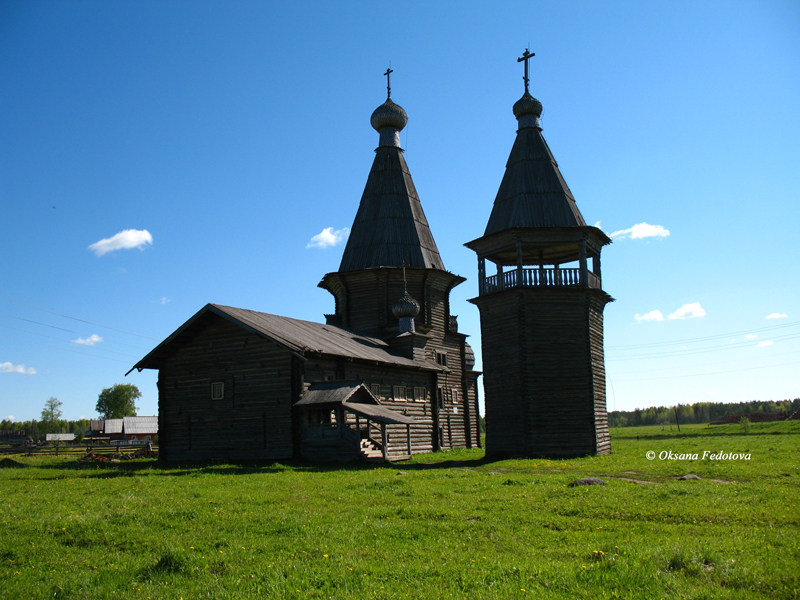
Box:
21 452 498 478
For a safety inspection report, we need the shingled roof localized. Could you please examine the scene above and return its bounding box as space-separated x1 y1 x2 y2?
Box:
128 304 443 373
338 97 445 272
483 92 586 235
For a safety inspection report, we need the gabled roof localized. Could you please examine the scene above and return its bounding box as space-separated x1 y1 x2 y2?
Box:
123 416 158 435
128 304 442 373
484 105 586 235
341 401 416 425
338 129 445 272
295 381 379 406
104 419 123 434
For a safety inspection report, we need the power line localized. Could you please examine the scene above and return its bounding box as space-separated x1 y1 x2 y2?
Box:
607 332 800 361
0 311 149 350
612 359 800 382
606 320 800 350
0 295 159 340
0 325 140 359
0 333 131 364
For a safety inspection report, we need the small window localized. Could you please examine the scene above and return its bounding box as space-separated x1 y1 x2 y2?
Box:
370 383 382 398
393 385 407 401
211 382 224 400
436 351 448 367
145 435 151 441
130 436 137 441
452 389 460 404
413 387 427 402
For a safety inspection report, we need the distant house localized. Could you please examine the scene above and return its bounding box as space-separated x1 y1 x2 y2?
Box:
104 419 124 443
46 433 75 443
122 416 158 444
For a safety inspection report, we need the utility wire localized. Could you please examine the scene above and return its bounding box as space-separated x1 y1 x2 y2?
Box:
0 333 131 364
0 311 149 350
606 320 799 350
0 295 159 340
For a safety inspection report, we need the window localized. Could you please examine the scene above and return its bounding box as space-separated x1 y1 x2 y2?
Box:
393 385 407 401
211 382 224 400
436 351 448 367
145 435 152 442
452 389 460 404
413 387 427 402
370 383 382 398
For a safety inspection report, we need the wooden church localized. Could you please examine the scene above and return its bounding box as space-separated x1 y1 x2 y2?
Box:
466 51 613 458
128 75 482 462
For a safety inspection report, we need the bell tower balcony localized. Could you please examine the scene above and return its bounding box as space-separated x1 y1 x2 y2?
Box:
465 226 611 298
481 265 601 295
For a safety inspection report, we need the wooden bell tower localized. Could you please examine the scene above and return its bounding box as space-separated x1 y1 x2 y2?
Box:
466 51 613 458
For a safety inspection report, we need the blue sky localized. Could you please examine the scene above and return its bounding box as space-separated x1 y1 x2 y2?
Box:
2 1 799 421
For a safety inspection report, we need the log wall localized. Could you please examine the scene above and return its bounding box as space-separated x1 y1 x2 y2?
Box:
474 286 611 458
158 318 295 462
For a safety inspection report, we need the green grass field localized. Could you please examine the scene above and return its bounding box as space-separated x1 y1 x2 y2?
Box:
1 422 798 599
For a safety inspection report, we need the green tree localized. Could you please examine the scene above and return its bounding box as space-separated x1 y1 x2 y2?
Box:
96 384 141 419
40 397 63 426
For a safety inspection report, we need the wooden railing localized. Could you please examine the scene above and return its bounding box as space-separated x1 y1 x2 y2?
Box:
482 267 601 294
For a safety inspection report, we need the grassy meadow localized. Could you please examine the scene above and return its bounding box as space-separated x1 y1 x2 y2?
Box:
1 422 798 599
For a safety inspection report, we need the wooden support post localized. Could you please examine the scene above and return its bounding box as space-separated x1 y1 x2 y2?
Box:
496 262 504 290
579 240 588 287
516 240 523 286
406 424 411 456
478 256 486 295
538 249 545 285
381 424 388 460
593 252 602 278
355 413 360 439
554 262 561 286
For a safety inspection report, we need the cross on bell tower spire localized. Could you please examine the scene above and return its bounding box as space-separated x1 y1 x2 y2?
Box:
384 67 393 99
517 48 534 94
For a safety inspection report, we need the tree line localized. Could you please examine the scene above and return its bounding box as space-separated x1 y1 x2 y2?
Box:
1 384 141 442
609 398 800 427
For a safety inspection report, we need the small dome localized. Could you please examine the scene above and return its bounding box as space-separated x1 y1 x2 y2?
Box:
464 342 475 370
371 99 408 132
513 91 543 119
392 291 420 319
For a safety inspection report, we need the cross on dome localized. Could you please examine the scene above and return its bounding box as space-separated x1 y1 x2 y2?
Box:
384 67 393 99
517 48 535 94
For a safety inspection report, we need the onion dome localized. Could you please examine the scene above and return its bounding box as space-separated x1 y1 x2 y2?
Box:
371 99 408 132
392 291 420 319
392 290 420 334
464 342 475 370
513 92 543 129
371 99 408 148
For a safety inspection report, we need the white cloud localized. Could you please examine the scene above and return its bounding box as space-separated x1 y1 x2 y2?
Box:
307 227 350 249
668 302 706 320
730 339 737 343
0 362 36 375
766 313 788 319
610 222 670 240
72 334 103 346
756 341 774 348
593 221 602 229
6 415 14 421
89 229 153 256
160 297 170 305
744 334 758 340
635 310 664 322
